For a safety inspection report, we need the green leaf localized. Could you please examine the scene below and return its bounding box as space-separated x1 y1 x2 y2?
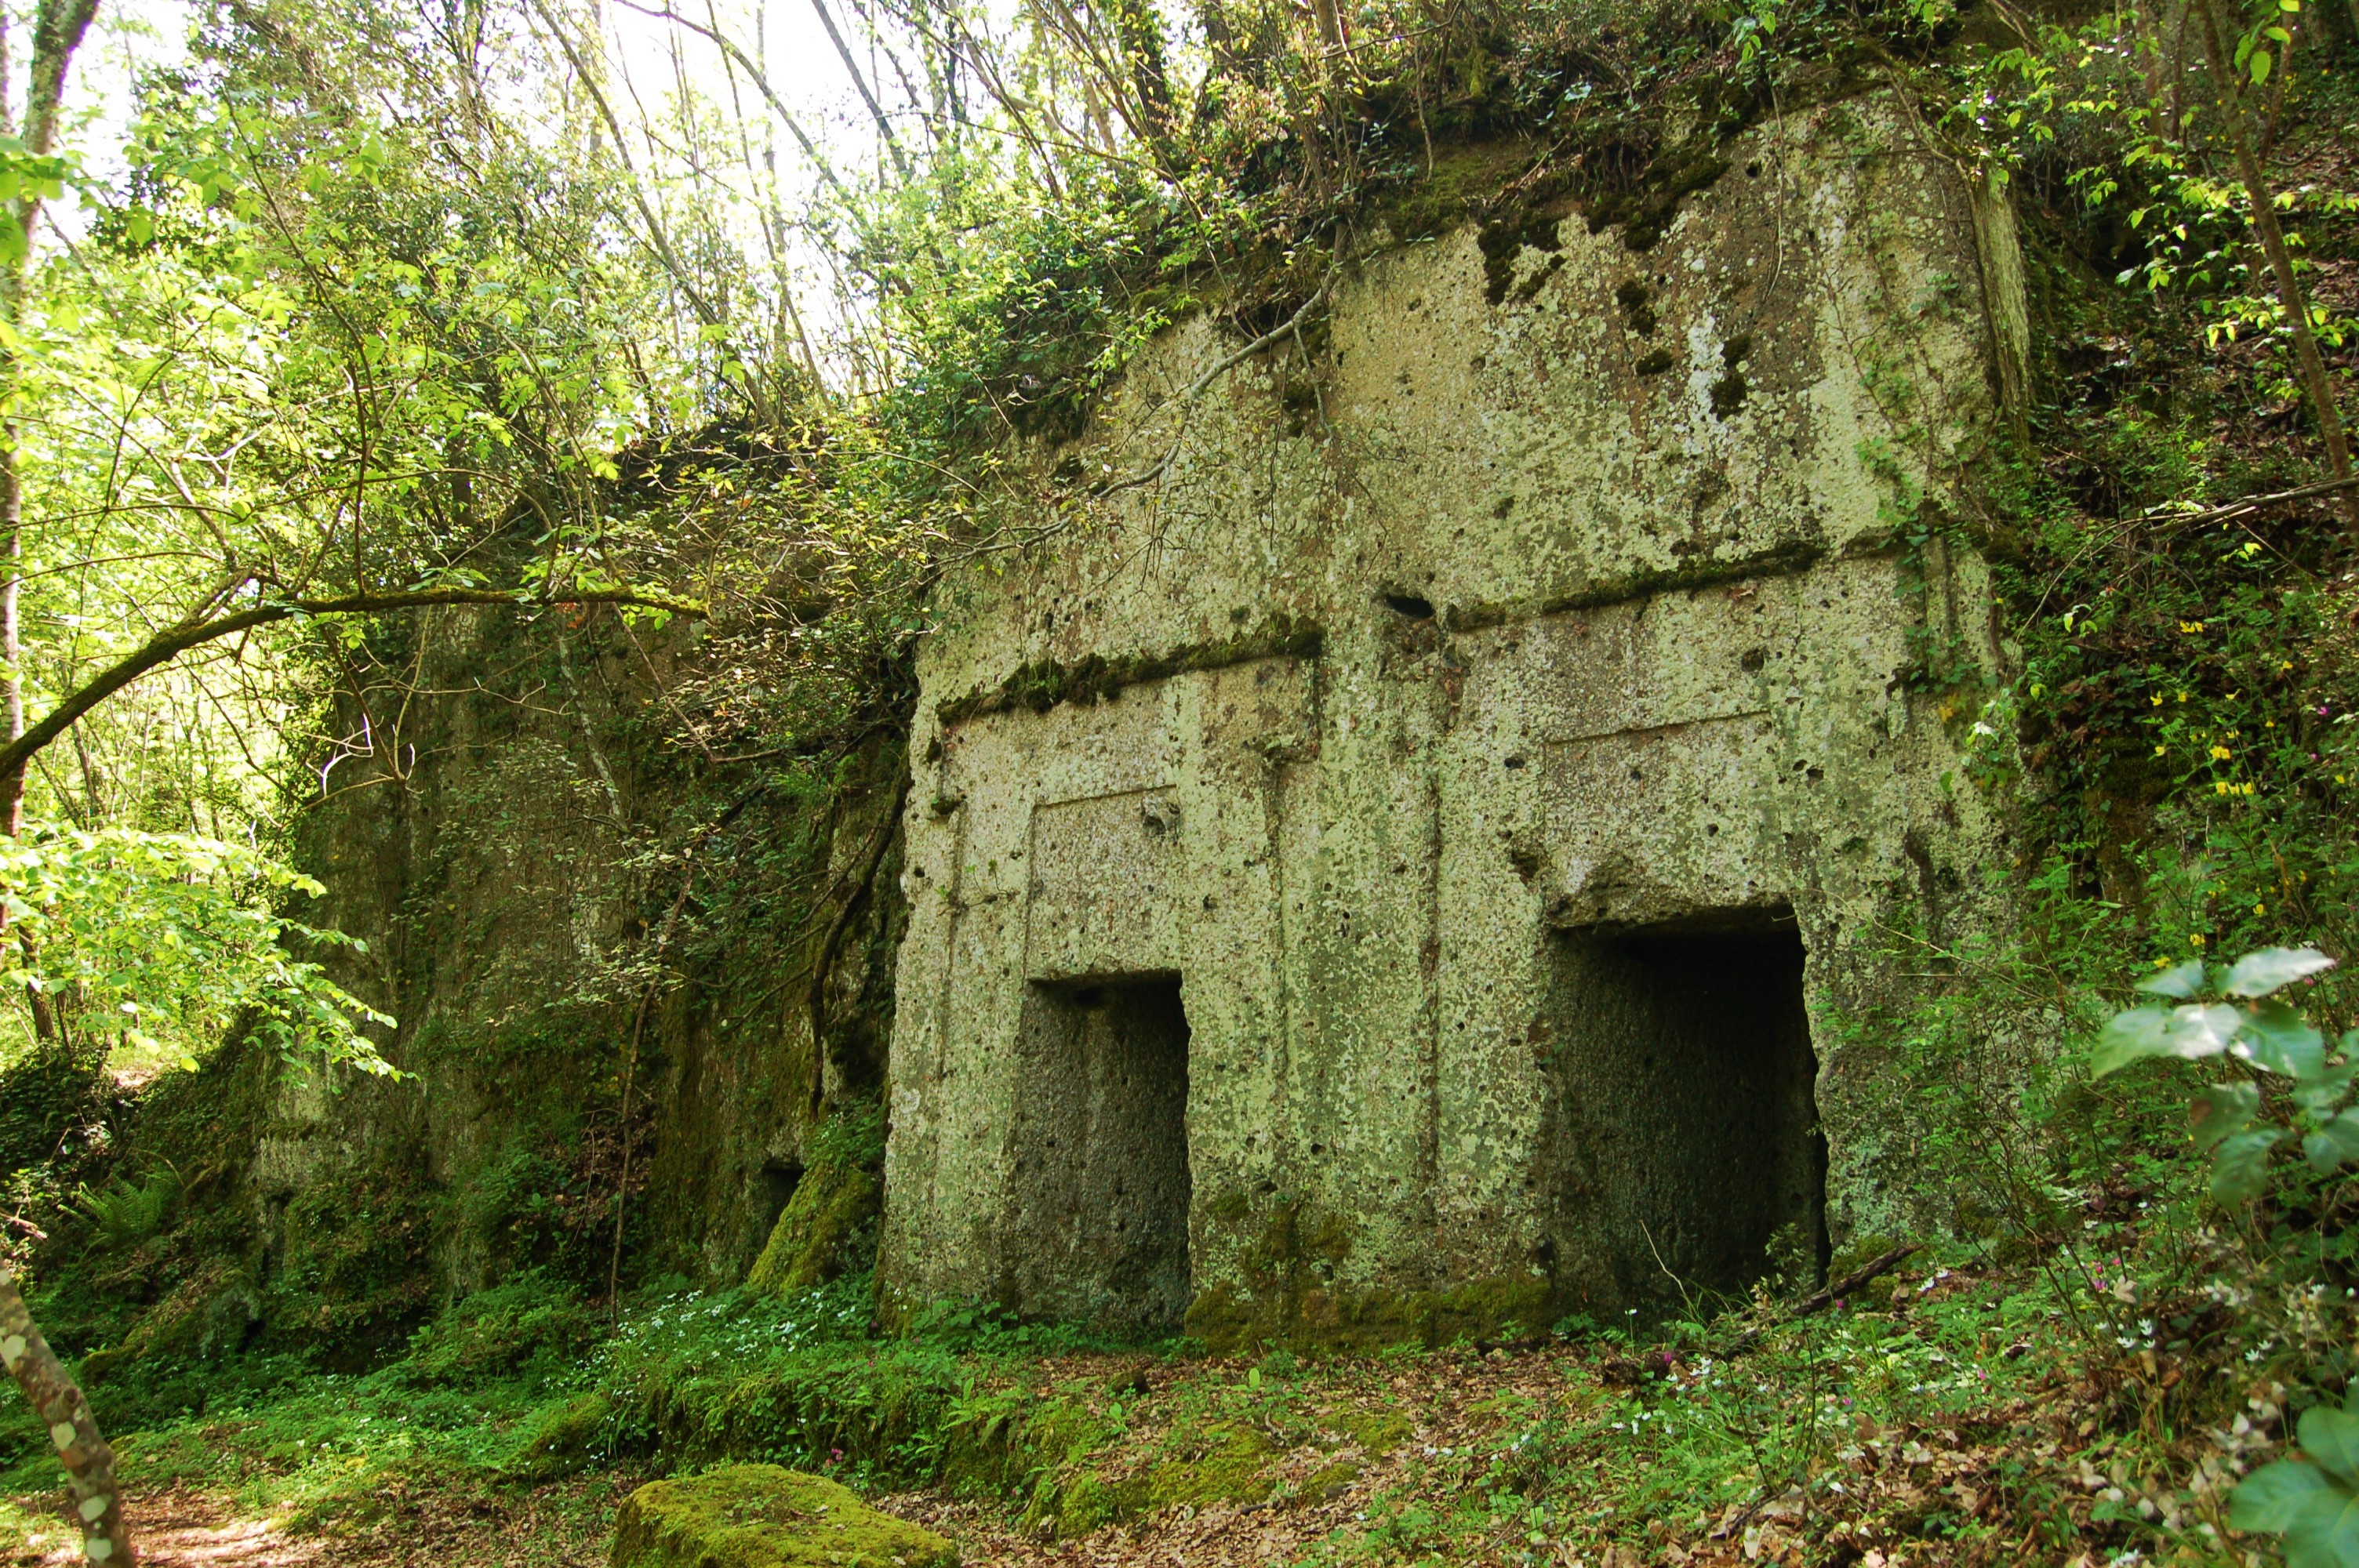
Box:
2093 1003 2242 1075
2191 1081 2260 1150
2224 947 2336 998
2138 960 2206 998
2234 1458 2343 1533
2230 1459 2359 1568
2240 999 2326 1077
2307 1407 2359 1489
2304 1112 2359 1174
2294 1062 2357 1119
2250 45 2272 84
2212 1127 2284 1204
2094 1007 2172 1073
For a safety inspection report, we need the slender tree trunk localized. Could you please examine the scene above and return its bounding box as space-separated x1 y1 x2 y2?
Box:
0 1272 133 1564
1106 0 1175 151
2258 3 2296 162
2168 0 2193 140
2132 0 2167 110
1 0 24 848
2193 0 2359 540
0 9 143 1563
807 0 908 177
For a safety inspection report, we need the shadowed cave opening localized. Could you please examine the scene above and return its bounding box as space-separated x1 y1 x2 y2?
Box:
754 1158 803 1242
1542 915 1826 1317
1005 975 1194 1333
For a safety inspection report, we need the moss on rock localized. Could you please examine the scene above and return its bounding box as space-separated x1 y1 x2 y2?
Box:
612 1463 956 1568
1329 1409 1412 1454
509 1392 616 1480
1023 1420 1281 1538
745 1111 885 1296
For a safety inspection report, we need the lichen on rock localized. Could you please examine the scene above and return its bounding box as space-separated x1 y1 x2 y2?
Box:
611 1463 956 1568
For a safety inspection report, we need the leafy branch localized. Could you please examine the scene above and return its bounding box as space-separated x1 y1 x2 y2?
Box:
0 579 706 793
2092 945 2346 1203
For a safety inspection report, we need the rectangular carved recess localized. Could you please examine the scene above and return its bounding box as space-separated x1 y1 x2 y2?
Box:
1004 976 1193 1332
1538 913 1826 1318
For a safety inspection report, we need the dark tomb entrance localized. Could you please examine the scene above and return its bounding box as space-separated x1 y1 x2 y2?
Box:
754 1158 804 1241
1006 975 1193 1331
1540 913 1825 1318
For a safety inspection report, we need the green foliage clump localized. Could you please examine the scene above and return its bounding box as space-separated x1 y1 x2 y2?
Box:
401 1272 598 1391
71 1170 179 1254
0 1054 115 1257
2233 1388 2359 1568
0 826 392 1076
255 1163 438 1360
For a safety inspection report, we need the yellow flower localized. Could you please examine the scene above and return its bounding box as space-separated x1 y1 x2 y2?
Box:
2255 904 2266 916
2178 691 2190 702
2212 745 2232 760
2242 782 2257 796
2216 781 2231 795
2281 660 2295 672
2266 720 2276 729
2179 620 2205 633
2151 694 2164 706
2154 745 2167 757
2190 934 2207 948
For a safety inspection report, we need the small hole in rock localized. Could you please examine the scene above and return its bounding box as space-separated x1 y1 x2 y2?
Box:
1385 593 1436 620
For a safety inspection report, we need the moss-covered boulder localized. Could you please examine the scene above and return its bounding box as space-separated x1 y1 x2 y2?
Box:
612 1464 956 1568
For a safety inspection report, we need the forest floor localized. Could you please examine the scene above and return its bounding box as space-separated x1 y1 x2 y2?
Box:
0 1241 2285 1567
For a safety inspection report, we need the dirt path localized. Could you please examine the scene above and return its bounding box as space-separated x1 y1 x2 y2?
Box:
7 1479 616 1568
8 1490 322 1567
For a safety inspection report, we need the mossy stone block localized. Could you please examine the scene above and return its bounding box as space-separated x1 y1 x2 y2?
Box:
612 1465 956 1568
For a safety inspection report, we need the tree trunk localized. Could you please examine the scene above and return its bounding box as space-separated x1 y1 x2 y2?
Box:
1 1270 134 1563
2192 0 2359 541
0 9 141 1563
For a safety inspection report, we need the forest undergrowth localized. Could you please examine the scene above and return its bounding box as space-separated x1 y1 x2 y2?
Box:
0 1105 2350 1568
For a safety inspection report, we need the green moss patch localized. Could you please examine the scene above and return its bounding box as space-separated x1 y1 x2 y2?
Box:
612 1463 957 1568
1187 1188 1555 1350
1329 1408 1412 1454
507 1392 616 1481
934 615 1322 727
746 1110 886 1296
1025 1421 1280 1537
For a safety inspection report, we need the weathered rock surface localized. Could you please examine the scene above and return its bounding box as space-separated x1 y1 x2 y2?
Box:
612 1465 957 1568
881 95 2030 1345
